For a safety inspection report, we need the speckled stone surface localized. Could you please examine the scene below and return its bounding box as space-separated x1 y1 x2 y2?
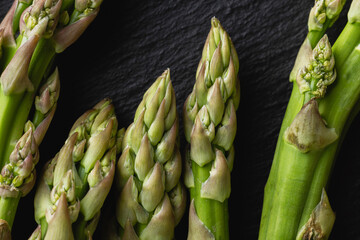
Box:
1 0 360 239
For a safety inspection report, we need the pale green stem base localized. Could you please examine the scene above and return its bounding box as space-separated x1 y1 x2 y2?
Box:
0 195 21 229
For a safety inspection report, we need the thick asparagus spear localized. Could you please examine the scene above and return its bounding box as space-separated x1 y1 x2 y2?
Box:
259 1 345 237
259 0 360 239
32 99 118 240
183 17 240 239
115 69 186 239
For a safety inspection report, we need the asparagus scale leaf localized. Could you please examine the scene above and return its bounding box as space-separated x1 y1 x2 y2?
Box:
296 189 335 240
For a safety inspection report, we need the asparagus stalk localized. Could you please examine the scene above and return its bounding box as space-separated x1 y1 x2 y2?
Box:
0 0 104 232
115 69 186 239
32 99 119 240
183 17 240 239
259 0 360 239
260 1 345 237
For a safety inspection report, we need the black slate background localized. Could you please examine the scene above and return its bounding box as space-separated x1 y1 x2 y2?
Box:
1 0 360 239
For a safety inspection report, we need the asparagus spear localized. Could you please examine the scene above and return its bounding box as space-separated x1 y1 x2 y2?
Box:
259 0 360 239
115 69 186 239
0 68 59 230
183 17 240 239
0 0 104 232
32 99 118 240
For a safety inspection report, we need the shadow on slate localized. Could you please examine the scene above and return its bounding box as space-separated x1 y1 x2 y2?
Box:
0 0 358 239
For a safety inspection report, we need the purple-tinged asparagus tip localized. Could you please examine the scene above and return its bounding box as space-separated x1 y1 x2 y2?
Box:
0 34 38 95
21 0 63 39
35 67 60 115
52 8 99 53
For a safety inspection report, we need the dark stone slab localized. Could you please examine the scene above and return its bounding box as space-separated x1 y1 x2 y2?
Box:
0 0 359 239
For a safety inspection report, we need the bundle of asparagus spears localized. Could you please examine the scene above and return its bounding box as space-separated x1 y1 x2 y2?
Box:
260 0 360 239
9 0 360 238
0 0 104 237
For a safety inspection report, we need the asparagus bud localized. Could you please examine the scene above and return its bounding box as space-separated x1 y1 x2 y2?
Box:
52 0 103 53
0 127 38 197
308 0 345 31
47 170 80 223
35 67 60 116
116 69 185 238
21 0 63 39
296 35 336 102
75 0 103 13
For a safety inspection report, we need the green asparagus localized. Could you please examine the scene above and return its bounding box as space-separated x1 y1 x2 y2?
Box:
115 69 186 239
258 0 360 239
183 17 240 240
0 0 104 232
31 99 119 240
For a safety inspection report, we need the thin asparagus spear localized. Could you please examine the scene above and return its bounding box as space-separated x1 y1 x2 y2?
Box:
0 68 59 229
183 17 240 240
115 69 186 239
